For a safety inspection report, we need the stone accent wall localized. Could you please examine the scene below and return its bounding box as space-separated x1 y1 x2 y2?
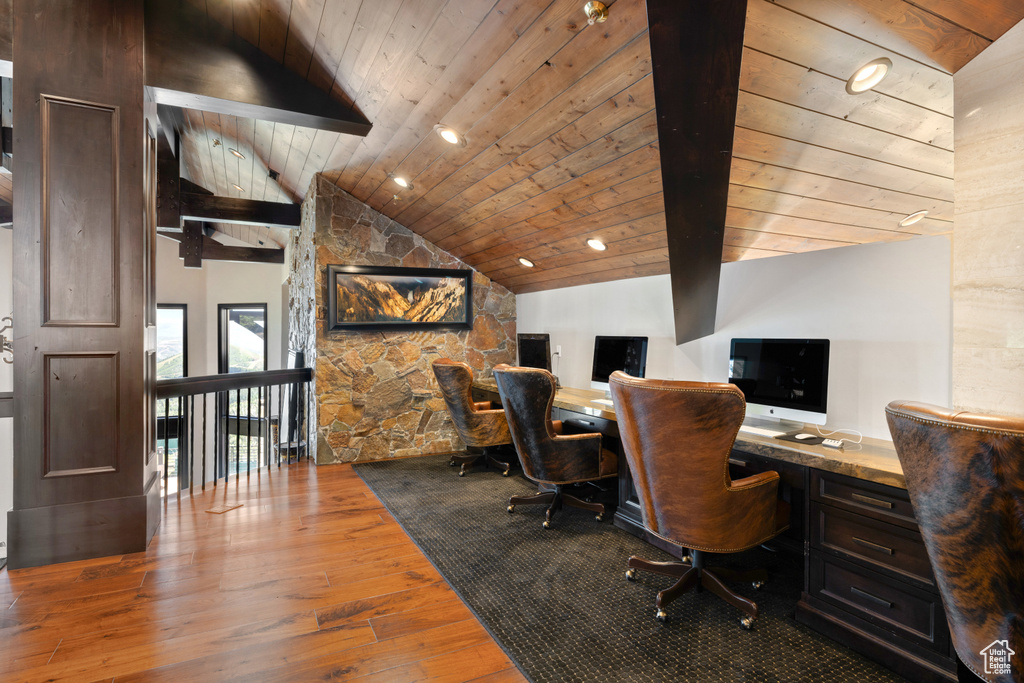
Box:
290 175 517 464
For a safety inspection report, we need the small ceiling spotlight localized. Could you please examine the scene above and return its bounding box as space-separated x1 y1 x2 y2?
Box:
391 174 413 190
899 210 928 227
584 1 608 25
232 183 245 193
586 238 606 251
518 257 535 268
846 57 893 95
229 148 245 159
434 124 467 147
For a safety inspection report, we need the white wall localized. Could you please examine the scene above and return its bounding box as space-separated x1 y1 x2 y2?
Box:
0 228 11 557
517 236 952 440
156 235 289 377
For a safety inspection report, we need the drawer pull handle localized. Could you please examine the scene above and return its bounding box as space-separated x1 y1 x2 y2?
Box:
852 536 895 555
851 493 894 509
728 458 748 468
851 586 893 609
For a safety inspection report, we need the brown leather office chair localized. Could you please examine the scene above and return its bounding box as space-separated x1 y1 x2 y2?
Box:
492 364 618 528
886 401 1024 683
609 371 789 629
431 359 513 477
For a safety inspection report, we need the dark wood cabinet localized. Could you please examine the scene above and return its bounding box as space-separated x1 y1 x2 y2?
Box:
797 470 955 682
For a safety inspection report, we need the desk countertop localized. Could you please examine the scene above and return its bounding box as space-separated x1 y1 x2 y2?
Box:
473 378 905 489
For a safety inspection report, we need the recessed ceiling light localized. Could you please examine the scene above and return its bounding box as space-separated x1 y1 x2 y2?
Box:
392 175 413 190
518 257 535 268
434 124 466 147
232 183 244 193
586 238 606 251
229 148 245 159
846 57 892 95
899 210 928 227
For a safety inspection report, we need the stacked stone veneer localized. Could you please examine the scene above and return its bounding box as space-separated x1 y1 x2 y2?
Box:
289 175 517 464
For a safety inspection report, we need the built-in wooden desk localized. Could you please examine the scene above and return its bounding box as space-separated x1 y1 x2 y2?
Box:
472 378 955 683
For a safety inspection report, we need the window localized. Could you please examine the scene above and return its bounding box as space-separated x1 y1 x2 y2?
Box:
156 304 188 490
156 305 187 379
217 304 268 477
218 304 267 374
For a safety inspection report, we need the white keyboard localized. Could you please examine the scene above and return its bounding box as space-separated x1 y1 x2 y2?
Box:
738 424 785 438
593 398 614 406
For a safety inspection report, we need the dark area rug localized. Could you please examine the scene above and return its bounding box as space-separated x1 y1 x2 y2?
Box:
354 455 907 683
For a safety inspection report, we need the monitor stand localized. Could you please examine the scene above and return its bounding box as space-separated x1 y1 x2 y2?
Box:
739 416 803 438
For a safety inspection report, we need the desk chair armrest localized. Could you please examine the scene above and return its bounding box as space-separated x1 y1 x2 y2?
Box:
730 470 779 491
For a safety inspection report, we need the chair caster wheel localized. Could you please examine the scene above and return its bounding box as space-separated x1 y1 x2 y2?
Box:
740 615 756 630
625 568 637 581
458 470 466 477
655 609 668 622
595 513 604 522
448 459 456 467
543 520 552 529
681 554 692 564
752 580 765 590
502 470 510 477
507 505 515 513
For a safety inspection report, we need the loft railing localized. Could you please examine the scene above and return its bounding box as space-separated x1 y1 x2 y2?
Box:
155 368 313 498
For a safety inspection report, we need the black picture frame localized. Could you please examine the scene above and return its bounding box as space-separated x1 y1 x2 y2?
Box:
326 264 473 332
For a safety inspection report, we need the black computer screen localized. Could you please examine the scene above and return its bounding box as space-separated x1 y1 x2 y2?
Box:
591 336 648 382
728 338 830 413
517 333 551 371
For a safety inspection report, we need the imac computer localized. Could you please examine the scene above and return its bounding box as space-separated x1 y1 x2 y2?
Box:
728 338 830 434
517 333 551 371
591 336 648 394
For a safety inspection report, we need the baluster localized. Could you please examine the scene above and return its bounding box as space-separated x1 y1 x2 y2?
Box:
213 390 219 487
246 386 252 479
163 398 169 497
234 389 239 484
201 393 207 491
176 397 182 501
276 383 283 467
189 394 195 496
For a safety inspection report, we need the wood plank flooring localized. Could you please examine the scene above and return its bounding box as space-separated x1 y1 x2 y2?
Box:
1 461 525 683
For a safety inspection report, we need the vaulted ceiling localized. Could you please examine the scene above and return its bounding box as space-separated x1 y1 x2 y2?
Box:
24 1 1024 291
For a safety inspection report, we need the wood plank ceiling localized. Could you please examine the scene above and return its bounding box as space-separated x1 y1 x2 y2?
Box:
173 0 1024 293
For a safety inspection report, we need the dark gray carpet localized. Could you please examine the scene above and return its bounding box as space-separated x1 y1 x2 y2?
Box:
353 455 907 683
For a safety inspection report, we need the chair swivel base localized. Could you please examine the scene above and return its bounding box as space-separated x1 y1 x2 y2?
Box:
506 484 606 528
624 549 766 629
448 448 511 477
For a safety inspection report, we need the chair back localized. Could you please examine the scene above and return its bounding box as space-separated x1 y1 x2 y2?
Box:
610 372 781 552
886 401 1024 683
431 359 510 447
492 364 608 484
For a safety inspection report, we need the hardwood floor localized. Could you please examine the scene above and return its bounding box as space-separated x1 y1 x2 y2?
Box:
1 460 526 682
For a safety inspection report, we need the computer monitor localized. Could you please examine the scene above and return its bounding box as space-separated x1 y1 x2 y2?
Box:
728 338 830 425
517 333 551 371
591 336 648 392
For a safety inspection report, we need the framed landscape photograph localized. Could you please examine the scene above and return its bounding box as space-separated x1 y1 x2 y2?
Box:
326 264 473 332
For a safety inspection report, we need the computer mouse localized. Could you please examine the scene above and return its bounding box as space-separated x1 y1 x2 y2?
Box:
795 433 817 440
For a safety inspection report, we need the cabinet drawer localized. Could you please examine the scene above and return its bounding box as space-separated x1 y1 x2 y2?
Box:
558 410 618 438
809 552 949 653
811 470 916 527
811 504 935 587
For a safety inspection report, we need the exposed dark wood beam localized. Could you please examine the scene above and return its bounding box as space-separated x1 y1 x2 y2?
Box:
647 0 747 344
143 0 371 136
160 225 285 265
1 76 11 172
199 235 284 264
156 131 180 231
180 192 300 229
0 0 9 77
181 220 202 268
